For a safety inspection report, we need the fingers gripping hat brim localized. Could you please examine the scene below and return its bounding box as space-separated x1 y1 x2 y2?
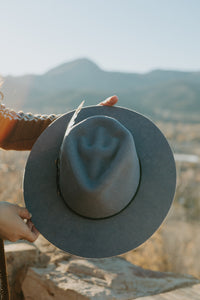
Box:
24 106 176 258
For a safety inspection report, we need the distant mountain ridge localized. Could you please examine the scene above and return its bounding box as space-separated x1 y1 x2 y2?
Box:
1 58 200 122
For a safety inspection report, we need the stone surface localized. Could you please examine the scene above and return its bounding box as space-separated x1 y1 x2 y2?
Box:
2 238 200 300
22 256 200 300
4 241 49 300
136 283 200 299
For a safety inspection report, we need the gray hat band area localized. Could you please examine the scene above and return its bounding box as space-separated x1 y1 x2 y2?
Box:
58 116 140 219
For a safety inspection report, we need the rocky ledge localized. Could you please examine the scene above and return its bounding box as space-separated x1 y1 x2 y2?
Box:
4 238 200 300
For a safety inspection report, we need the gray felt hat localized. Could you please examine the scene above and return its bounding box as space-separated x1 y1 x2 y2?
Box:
24 104 176 258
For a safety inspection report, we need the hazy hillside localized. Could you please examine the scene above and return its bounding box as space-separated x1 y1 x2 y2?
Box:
1 58 200 121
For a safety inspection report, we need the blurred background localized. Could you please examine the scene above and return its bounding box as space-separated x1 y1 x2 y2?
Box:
0 0 200 278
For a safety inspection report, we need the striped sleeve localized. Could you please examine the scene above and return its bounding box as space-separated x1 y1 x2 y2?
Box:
0 103 60 150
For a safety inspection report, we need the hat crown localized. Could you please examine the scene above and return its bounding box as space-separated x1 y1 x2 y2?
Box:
59 115 140 219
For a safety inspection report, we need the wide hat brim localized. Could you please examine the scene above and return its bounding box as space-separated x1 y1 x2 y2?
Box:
24 105 176 258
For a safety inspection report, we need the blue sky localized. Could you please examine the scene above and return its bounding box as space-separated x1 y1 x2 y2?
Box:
0 0 200 76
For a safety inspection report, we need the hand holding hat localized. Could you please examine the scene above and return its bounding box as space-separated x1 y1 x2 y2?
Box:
0 202 39 242
0 95 118 244
0 94 118 151
24 97 176 258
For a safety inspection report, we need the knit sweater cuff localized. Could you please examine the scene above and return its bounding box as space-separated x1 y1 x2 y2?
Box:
0 103 60 150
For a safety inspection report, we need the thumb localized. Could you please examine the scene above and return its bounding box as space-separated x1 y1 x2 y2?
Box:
18 207 32 220
99 95 118 106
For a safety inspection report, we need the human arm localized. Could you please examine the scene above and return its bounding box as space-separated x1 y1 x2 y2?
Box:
0 95 118 151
